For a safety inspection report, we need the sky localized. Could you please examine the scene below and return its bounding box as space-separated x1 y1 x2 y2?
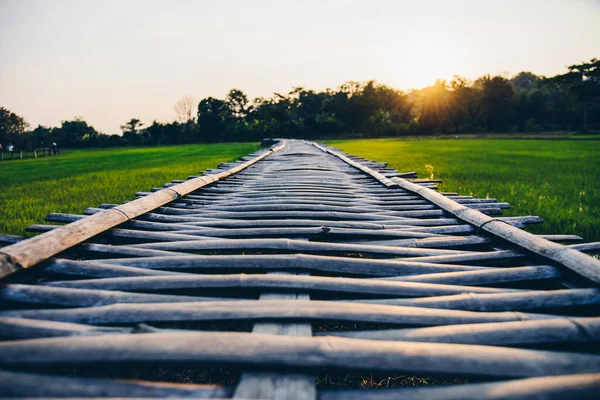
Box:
1 0 599 135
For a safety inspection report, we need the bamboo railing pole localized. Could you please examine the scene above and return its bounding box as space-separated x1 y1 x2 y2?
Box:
309 141 600 284
0 142 286 277
391 176 600 283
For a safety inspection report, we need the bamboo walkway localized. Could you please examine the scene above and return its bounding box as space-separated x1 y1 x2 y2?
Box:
1 139 599 399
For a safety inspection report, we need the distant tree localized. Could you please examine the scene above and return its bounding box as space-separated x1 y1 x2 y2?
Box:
197 97 229 142
53 117 99 147
415 80 453 133
0 107 29 148
511 72 541 92
475 75 517 132
226 89 250 119
120 118 144 144
447 76 479 133
145 121 184 145
545 58 600 131
174 95 196 124
30 125 53 148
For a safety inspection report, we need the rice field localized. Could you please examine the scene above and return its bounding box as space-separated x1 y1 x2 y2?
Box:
1 138 598 242
0 143 260 236
327 138 600 241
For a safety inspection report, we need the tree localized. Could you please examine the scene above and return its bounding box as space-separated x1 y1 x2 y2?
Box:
476 75 517 132
415 80 452 133
174 95 196 124
226 89 250 120
53 117 99 147
545 58 600 131
0 107 29 148
197 97 229 142
447 76 479 133
30 125 53 148
145 121 184 145
511 72 541 92
120 118 144 144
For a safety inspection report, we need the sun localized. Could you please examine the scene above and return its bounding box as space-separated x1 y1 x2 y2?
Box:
393 33 467 90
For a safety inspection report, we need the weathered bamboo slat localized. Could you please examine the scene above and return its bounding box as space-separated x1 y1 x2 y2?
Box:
128 237 477 257
370 265 561 285
340 288 600 310
0 369 231 398
315 316 600 346
0 299 555 326
319 374 600 400
83 253 493 276
0 283 226 307
0 316 132 339
42 273 520 297
2 332 599 378
44 258 184 277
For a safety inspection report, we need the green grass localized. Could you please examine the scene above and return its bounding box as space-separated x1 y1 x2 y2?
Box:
0 143 260 236
2 139 599 242
327 138 600 242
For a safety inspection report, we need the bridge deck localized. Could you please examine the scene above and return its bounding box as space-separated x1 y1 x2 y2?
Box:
1 139 599 398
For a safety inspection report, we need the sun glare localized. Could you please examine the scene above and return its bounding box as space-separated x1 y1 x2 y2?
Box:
395 33 466 89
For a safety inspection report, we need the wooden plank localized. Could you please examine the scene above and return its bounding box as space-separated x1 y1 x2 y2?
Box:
234 275 315 400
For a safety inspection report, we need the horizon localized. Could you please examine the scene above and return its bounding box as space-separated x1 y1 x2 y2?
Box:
1 0 599 135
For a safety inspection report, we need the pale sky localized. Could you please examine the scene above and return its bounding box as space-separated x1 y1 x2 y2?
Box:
1 0 599 135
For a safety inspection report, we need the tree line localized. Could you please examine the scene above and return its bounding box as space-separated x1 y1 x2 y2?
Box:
1 58 598 150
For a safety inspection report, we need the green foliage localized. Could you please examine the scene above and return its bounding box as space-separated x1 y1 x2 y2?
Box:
120 118 145 144
0 143 260 235
54 117 100 147
544 58 600 131
1 58 598 151
0 107 29 149
328 138 600 241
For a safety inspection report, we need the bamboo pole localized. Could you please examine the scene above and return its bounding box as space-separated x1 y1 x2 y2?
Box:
315 316 600 346
0 283 221 307
319 374 600 400
308 141 600 284
0 299 555 326
42 273 518 296
1 331 599 378
0 142 286 277
82 253 492 276
0 369 231 398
